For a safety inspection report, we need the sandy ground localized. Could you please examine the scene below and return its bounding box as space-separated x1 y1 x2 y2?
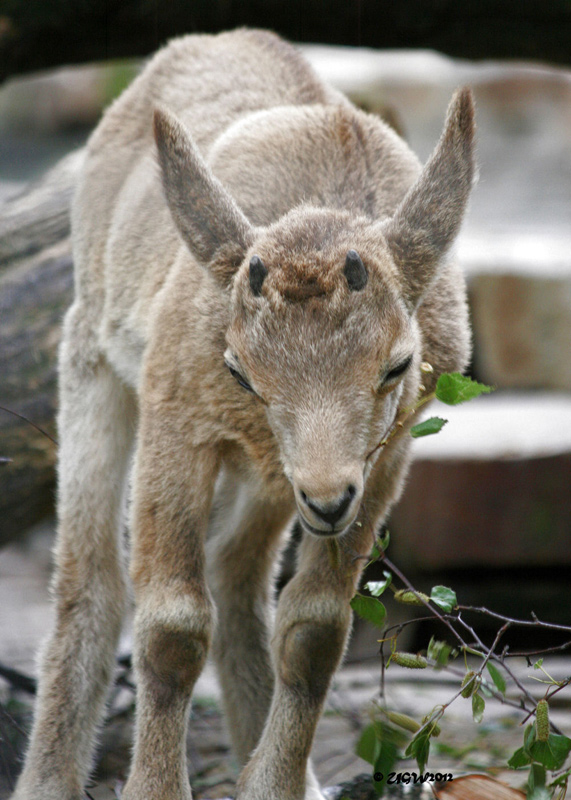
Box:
0 522 569 799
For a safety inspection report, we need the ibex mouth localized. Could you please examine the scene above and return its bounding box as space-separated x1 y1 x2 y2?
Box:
298 514 354 538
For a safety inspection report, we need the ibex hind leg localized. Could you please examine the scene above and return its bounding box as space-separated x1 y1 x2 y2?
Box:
11 304 136 800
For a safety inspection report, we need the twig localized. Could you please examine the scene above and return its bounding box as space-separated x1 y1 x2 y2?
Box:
447 612 567 735
380 553 470 651
546 678 571 703
504 640 571 658
457 605 571 633
0 404 58 445
369 561 570 739
365 390 436 461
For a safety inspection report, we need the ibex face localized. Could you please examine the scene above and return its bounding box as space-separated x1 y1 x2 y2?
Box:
154 86 475 537
225 209 418 536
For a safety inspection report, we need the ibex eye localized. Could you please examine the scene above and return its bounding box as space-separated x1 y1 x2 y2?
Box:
226 363 255 394
385 355 413 383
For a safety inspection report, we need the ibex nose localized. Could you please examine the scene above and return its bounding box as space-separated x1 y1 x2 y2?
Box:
299 485 357 528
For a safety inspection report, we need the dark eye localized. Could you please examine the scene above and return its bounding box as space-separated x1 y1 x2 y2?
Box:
384 355 413 383
226 363 255 393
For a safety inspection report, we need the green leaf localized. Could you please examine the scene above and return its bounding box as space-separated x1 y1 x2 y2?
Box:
405 731 431 774
379 528 390 552
369 543 382 564
373 740 398 797
527 788 552 800
350 595 387 628
530 734 571 771
487 662 507 695
356 723 382 766
410 416 448 438
435 372 494 405
534 658 544 669
529 763 546 790
524 723 537 755
527 765 550 800
368 531 390 565
365 572 392 597
472 692 485 723
430 585 457 612
509 746 532 769
427 637 454 668
551 767 571 788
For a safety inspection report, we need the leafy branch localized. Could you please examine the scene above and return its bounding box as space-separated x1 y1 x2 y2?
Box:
366 366 493 461
350 370 571 799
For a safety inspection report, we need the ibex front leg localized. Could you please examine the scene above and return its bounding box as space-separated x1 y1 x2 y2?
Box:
122 403 219 800
236 529 369 800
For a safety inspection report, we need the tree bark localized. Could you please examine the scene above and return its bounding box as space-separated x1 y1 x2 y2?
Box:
0 152 83 545
0 0 570 84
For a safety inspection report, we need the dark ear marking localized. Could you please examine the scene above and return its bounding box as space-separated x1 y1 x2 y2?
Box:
249 255 268 296
344 250 368 291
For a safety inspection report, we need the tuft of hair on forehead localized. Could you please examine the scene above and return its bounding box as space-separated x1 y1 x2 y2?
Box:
273 262 336 302
249 205 378 304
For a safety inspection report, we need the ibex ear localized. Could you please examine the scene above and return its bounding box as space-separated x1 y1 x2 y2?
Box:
382 88 476 308
153 106 253 285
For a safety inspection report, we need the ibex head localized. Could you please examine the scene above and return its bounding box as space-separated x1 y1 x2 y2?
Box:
153 89 475 536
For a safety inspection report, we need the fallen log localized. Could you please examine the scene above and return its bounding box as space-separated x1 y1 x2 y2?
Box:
0 152 83 545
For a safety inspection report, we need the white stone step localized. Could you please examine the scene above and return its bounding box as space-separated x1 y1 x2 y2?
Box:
410 392 571 459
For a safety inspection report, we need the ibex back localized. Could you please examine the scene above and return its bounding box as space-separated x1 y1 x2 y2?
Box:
12 28 474 800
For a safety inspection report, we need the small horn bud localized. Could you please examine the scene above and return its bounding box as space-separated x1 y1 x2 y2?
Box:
249 255 267 296
344 249 368 291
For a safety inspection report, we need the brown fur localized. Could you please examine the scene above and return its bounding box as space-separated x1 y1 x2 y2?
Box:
12 29 474 800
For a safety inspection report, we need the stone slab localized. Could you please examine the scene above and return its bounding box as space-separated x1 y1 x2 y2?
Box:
469 271 571 391
389 394 571 568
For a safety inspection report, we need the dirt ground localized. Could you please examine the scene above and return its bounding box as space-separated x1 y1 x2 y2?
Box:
1 522 569 799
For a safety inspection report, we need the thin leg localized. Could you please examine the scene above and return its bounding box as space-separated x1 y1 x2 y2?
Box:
206 477 294 764
12 305 135 800
121 399 220 800
236 526 372 800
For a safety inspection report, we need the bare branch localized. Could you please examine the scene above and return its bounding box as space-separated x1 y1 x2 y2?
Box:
0 404 58 446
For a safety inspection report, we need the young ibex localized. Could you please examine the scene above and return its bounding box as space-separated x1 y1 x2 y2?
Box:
12 29 474 800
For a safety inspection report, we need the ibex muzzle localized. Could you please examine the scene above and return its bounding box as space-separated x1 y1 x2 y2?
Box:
12 29 474 800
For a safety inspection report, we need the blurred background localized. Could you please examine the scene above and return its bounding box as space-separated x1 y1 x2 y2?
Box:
0 2 570 796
